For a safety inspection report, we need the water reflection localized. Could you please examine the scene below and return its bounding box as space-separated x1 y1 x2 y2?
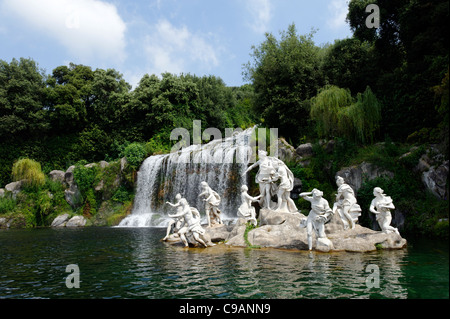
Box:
0 228 444 299
126 228 409 299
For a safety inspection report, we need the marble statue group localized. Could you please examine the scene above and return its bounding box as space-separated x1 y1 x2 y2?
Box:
163 149 400 250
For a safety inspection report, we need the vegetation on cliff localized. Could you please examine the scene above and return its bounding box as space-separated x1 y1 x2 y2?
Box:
1 0 448 236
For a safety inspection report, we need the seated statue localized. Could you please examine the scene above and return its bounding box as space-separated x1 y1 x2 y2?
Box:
333 176 361 230
198 181 223 227
237 185 261 226
300 189 334 251
369 187 400 235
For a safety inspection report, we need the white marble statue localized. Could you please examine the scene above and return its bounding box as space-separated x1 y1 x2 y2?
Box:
163 193 185 241
237 185 261 226
167 197 209 247
300 189 334 251
333 176 361 230
243 150 277 209
198 181 223 227
272 160 298 213
369 187 400 235
243 150 297 212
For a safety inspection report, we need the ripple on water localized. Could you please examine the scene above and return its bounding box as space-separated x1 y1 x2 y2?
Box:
0 228 447 299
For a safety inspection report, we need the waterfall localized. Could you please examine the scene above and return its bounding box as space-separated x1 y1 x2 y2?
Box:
118 127 255 227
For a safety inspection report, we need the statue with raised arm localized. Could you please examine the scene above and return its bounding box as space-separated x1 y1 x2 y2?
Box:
299 189 334 251
237 185 261 226
243 150 295 210
163 193 185 241
370 187 400 235
198 182 223 227
168 198 209 247
333 176 361 230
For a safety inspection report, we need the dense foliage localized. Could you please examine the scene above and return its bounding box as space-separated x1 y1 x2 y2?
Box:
0 61 256 187
245 0 448 148
1 0 448 235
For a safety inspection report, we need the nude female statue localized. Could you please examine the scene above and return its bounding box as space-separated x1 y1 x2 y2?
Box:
168 198 208 248
198 181 223 227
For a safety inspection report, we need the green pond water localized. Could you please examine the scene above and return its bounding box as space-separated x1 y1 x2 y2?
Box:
0 227 448 299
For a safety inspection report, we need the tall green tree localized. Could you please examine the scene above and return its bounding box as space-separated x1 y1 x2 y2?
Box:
0 58 49 140
321 38 376 94
243 24 323 140
347 0 449 141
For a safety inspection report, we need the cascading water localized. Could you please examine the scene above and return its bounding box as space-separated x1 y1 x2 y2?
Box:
118 127 255 227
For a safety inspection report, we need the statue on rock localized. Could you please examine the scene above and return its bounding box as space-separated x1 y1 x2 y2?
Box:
369 187 400 235
167 197 210 248
273 159 298 213
163 193 185 241
199 181 223 227
299 189 334 251
333 176 361 230
237 185 261 226
243 150 297 213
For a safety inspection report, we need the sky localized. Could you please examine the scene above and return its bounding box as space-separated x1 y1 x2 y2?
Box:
0 0 352 88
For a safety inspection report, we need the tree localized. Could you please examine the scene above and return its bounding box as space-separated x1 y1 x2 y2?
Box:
12 158 45 188
310 85 381 144
0 58 49 140
321 38 376 94
243 24 323 140
347 0 449 141
89 68 131 130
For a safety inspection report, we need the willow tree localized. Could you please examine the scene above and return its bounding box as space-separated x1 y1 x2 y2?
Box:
12 158 45 188
310 85 381 144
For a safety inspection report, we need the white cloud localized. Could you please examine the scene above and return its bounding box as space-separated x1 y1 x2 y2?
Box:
246 0 272 34
2 0 127 64
144 19 219 76
327 0 349 29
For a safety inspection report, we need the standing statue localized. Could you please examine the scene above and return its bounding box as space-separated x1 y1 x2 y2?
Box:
243 150 277 209
163 193 185 241
369 187 400 235
237 185 261 226
273 160 298 213
243 150 297 212
333 176 361 230
198 181 223 227
167 197 209 248
299 189 334 251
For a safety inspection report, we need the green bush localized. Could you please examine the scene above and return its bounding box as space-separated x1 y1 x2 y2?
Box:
0 197 17 215
112 185 132 203
11 158 45 188
122 142 146 170
73 163 99 194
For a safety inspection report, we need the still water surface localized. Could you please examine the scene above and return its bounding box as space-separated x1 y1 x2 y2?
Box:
0 227 448 299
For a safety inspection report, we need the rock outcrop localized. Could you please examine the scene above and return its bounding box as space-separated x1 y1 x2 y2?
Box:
203 208 407 253
336 162 394 194
51 214 87 227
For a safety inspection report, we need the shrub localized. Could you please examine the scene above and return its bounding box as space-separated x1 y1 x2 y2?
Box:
11 158 45 188
73 163 99 194
0 197 17 215
122 142 146 170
